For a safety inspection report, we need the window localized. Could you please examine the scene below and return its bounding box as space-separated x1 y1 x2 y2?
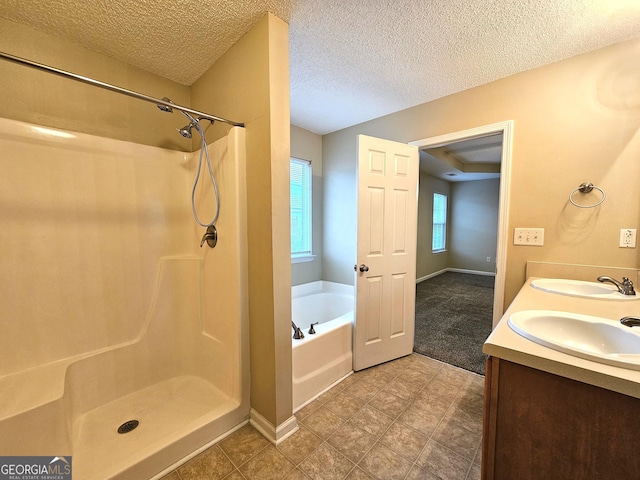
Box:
432 192 447 252
290 158 312 260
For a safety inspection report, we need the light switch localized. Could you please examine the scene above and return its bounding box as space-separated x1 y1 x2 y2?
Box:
514 228 544 246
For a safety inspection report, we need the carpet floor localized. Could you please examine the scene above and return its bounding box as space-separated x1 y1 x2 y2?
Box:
413 271 494 375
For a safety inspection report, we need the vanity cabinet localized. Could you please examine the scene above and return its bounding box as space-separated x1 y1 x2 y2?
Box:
482 357 640 480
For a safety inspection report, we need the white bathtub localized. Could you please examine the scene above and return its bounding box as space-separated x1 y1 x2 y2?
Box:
292 281 354 410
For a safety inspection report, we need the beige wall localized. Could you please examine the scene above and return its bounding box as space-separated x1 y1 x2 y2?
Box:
0 17 190 150
416 176 499 280
416 173 450 279
322 129 358 285
291 125 323 285
450 179 500 273
323 37 640 310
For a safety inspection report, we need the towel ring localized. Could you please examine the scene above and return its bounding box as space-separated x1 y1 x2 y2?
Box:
569 182 606 208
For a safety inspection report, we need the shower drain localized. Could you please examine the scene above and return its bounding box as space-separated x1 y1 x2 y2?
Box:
117 420 139 434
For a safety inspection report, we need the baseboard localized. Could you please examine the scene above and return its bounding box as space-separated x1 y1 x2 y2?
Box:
294 371 353 413
249 408 298 445
416 267 495 283
416 269 448 283
447 268 496 277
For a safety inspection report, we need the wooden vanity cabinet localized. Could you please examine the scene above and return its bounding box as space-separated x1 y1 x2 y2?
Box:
482 357 640 480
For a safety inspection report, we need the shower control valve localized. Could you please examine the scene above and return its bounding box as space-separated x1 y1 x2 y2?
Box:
200 225 218 248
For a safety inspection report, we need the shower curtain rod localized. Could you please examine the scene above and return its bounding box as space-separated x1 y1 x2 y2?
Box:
0 51 245 128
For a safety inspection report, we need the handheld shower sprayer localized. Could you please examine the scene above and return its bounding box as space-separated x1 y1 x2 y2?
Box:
177 117 215 139
177 123 194 139
156 97 221 233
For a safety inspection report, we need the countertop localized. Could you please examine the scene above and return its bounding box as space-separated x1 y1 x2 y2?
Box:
483 277 640 399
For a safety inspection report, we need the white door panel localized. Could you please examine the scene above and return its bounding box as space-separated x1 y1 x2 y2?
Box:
354 135 419 371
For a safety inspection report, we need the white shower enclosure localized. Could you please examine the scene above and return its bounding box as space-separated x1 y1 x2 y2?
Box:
0 119 249 479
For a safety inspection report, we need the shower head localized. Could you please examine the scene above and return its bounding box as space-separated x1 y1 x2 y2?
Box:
177 109 203 139
157 97 174 113
178 123 195 139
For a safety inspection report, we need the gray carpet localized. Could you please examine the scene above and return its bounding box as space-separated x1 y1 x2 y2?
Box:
414 272 494 375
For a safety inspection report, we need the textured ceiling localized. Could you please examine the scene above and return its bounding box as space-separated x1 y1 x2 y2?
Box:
0 0 295 85
289 0 640 134
0 1 639 135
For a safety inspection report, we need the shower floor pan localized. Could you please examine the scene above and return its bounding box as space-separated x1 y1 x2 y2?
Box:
73 375 237 479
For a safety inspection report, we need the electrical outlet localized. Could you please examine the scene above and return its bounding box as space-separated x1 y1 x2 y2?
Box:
514 228 544 246
620 229 637 248
486 257 491 263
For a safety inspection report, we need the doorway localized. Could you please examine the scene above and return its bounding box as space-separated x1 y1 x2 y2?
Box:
408 122 513 373
410 121 513 327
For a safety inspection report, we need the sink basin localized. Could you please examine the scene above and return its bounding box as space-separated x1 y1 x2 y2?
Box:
508 310 640 370
531 278 638 300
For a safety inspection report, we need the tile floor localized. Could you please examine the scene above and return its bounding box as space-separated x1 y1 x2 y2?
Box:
162 353 484 480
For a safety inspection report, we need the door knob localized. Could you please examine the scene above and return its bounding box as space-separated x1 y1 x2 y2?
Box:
359 264 369 272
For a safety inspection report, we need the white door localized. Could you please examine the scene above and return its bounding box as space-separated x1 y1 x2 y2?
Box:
354 135 419 371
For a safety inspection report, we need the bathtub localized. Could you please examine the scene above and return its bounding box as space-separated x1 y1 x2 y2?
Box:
292 281 354 410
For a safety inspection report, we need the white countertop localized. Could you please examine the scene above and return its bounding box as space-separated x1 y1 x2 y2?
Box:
484 277 640 399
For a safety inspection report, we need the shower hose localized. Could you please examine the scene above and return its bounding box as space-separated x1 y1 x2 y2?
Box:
188 114 220 228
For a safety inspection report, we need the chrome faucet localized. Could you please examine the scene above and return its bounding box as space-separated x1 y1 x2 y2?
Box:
597 276 636 296
292 321 304 339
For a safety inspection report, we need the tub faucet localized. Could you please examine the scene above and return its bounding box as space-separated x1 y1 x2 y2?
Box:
597 276 636 295
292 321 304 339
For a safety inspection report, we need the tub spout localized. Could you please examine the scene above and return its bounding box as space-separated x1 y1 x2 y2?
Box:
292 321 304 339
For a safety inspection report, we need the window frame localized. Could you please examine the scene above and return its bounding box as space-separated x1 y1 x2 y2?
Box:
432 192 448 253
290 157 314 262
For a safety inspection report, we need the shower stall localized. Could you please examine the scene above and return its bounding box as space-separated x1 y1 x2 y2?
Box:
0 54 249 479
